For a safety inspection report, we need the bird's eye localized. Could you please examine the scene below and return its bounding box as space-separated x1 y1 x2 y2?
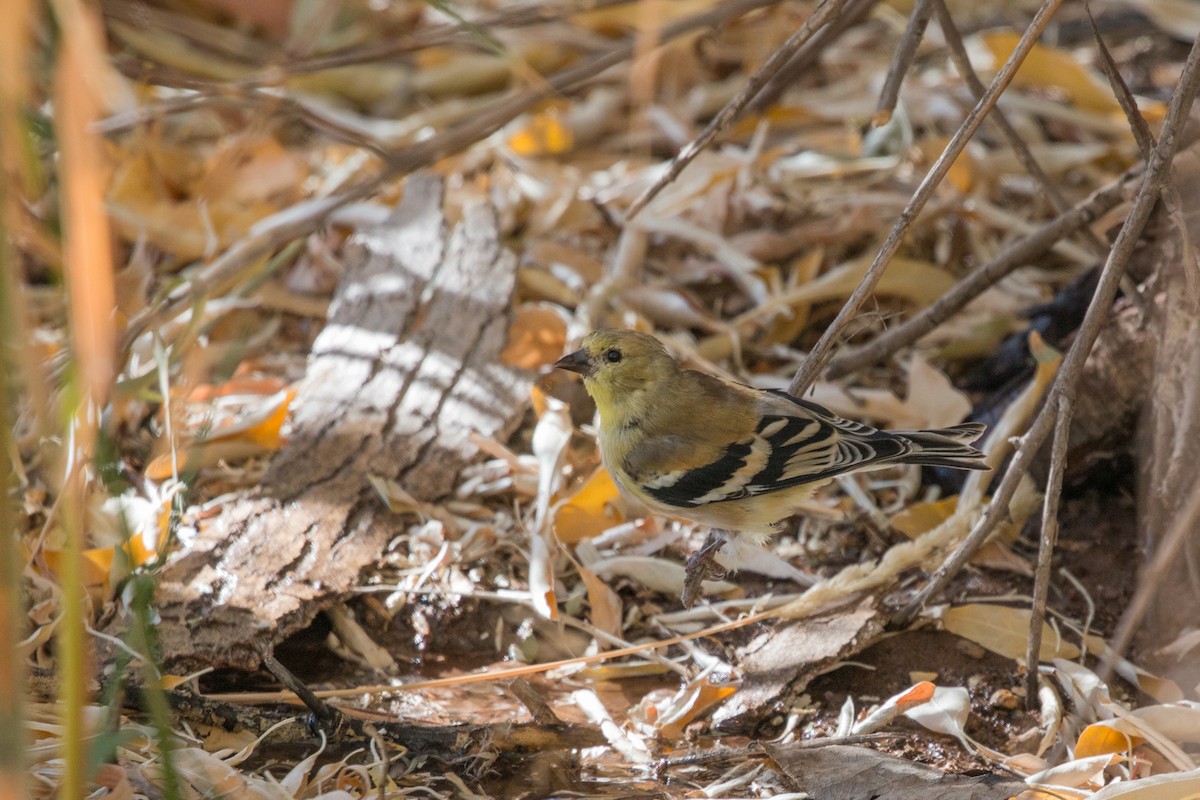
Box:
603 348 622 364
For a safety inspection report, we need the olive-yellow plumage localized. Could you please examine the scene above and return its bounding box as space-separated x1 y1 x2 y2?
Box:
555 330 987 547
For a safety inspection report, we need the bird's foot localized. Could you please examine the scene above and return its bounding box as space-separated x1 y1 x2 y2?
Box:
681 529 730 609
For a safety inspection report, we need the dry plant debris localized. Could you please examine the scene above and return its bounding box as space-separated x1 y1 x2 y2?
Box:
6 0 1200 797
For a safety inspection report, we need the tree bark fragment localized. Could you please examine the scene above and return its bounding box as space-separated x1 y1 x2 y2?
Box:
146 174 531 671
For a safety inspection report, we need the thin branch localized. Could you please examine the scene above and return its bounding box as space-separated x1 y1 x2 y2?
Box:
895 29 1200 626
624 0 852 220
105 0 640 86
1025 393 1071 707
933 0 1107 255
748 0 880 114
874 0 935 127
825 162 1143 378
787 0 1067 397
119 0 783 353
1022 3 1159 697
1085 0 1155 157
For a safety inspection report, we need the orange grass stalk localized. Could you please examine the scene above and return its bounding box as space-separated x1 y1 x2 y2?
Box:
0 4 34 798
53 2 118 796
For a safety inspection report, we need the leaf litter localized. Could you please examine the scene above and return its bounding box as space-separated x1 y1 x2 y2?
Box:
10 0 1200 797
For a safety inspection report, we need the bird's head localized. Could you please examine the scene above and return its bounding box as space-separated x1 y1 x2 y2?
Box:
554 330 677 419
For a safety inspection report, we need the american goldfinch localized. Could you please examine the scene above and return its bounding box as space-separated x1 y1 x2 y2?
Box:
555 329 988 605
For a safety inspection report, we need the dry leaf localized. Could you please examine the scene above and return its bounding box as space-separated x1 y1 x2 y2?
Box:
942 604 1082 663
508 107 574 156
502 303 569 370
640 676 738 740
980 32 1120 113
553 465 625 544
576 564 623 639
145 388 296 480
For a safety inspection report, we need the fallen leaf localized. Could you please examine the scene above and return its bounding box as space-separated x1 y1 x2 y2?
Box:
508 107 574 156
554 466 626 544
942 604 1082 663
145 388 296 480
503 303 569 370
981 32 1119 113
577 564 623 639
640 676 738 740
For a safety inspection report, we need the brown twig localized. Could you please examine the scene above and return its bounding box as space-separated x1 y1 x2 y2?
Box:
1085 0 1155 157
873 0 935 127
933 0 1107 255
624 0 853 220
747 0 879 115
825 163 1143 378
1025 393 1071 707
1022 2 1163 698
105 0 639 85
263 654 352 734
119 0 783 354
787 0 1067 397
895 29 1200 626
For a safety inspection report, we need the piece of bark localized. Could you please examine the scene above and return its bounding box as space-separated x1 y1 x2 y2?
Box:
146 174 531 671
765 744 1027 800
712 599 887 733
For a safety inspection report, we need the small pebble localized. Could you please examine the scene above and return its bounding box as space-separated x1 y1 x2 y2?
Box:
989 688 1020 710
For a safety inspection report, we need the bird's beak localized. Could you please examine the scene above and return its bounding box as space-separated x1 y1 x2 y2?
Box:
554 348 593 376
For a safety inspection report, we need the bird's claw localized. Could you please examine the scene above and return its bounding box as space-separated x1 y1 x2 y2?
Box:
681 529 729 608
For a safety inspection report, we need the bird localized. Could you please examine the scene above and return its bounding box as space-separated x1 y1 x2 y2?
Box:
554 329 988 606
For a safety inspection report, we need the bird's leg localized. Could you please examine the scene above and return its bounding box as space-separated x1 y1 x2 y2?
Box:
681 528 730 608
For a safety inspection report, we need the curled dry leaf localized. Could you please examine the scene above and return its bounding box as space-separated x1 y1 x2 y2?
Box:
529 398 574 620
1088 768 1200 799
145 387 296 481
852 681 937 734
1026 753 1119 790
632 674 738 740
903 685 973 751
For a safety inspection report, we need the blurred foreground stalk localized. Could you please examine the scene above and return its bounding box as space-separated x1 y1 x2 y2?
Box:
0 2 34 798
54 0 119 797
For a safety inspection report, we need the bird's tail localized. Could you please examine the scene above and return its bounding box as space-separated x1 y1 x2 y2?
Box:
894 422 990 471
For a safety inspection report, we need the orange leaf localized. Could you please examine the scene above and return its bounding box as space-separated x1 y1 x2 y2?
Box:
554 466 625 544
43 545 115 602
502 304 568 370
508 109 574 157
657 679 738 740
894 680 936 710
1075 723 1142 759
146 388 295 479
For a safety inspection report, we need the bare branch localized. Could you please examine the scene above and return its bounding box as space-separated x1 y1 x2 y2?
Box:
1025 394 1071 707
788 0 1067 397
826 163 1143 378
895 29 1200 626
625 0 852 220
874 0 935 127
